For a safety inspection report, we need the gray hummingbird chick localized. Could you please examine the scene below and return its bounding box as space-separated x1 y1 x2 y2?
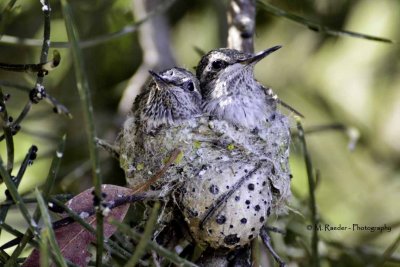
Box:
196 46 283 129
118 67 202 192
196 46 294 213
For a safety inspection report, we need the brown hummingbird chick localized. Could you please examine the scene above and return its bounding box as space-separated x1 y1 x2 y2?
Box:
118 67 203 192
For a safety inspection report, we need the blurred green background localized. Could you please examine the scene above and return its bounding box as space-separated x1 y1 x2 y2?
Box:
0 0 399 265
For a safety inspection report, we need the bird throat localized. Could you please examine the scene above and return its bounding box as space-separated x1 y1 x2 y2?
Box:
203 66 271 129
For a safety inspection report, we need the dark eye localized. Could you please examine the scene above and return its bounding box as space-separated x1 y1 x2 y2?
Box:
185 82 195 91
212 60 226 70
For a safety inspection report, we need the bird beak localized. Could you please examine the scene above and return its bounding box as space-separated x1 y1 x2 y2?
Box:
239 45 282 65
148 70 170 88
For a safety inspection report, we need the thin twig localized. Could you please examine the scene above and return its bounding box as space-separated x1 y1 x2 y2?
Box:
0 198 38 207
4 2 61 262
0 50 60 75
11 100 31 127
375 233 400 267
0 157 37 236
0 221 39 250
325 240 400 264
0 194 72 208
14 145 37 188
0 0 177 49
50 148 179 229
45 94 72 118
7 164 50 262
292 123 360 151
50 191 160 230
6 0 55 149
260 226 286 267
60 1 104 265
95 137 120 159
0 88 14 175
41 135 66 197
264 226 286 235
132 148 182 193
0 250 8 263
0 0 18 37
9 229 34 261
276 98 304 118
303 123 346 134
49 197 132 260
37 0 52 80
297 121 320 267
35 188 68 267
0 81 71 118
124 202 160 267
39 230 49 267
227 0 256 53
257 0 393 43
0 146 37 237
21 1 51 124
114 221 199 267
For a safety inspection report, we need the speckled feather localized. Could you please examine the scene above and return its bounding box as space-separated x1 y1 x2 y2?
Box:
118 67 203 191
196 48 278 129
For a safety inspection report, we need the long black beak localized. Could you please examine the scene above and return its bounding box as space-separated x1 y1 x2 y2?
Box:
148 70 170 86
239 45 282 65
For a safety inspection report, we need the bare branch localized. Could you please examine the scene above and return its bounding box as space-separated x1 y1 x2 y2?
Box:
118 0 176 114
227 0 256 53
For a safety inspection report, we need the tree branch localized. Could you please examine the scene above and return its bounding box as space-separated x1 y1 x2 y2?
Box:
227 0 256 53
118 0 176 114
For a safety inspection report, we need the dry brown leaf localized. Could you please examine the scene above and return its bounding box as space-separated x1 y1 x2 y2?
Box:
23 184 133 267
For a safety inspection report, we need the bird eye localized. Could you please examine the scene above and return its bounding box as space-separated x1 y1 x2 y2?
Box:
185 82 195 91
211 60 226 70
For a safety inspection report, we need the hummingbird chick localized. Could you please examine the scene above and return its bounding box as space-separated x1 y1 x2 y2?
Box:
136 68 202 134
196 46 280 129
118 67 202 191
197 45 301 129
196 46 294 212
